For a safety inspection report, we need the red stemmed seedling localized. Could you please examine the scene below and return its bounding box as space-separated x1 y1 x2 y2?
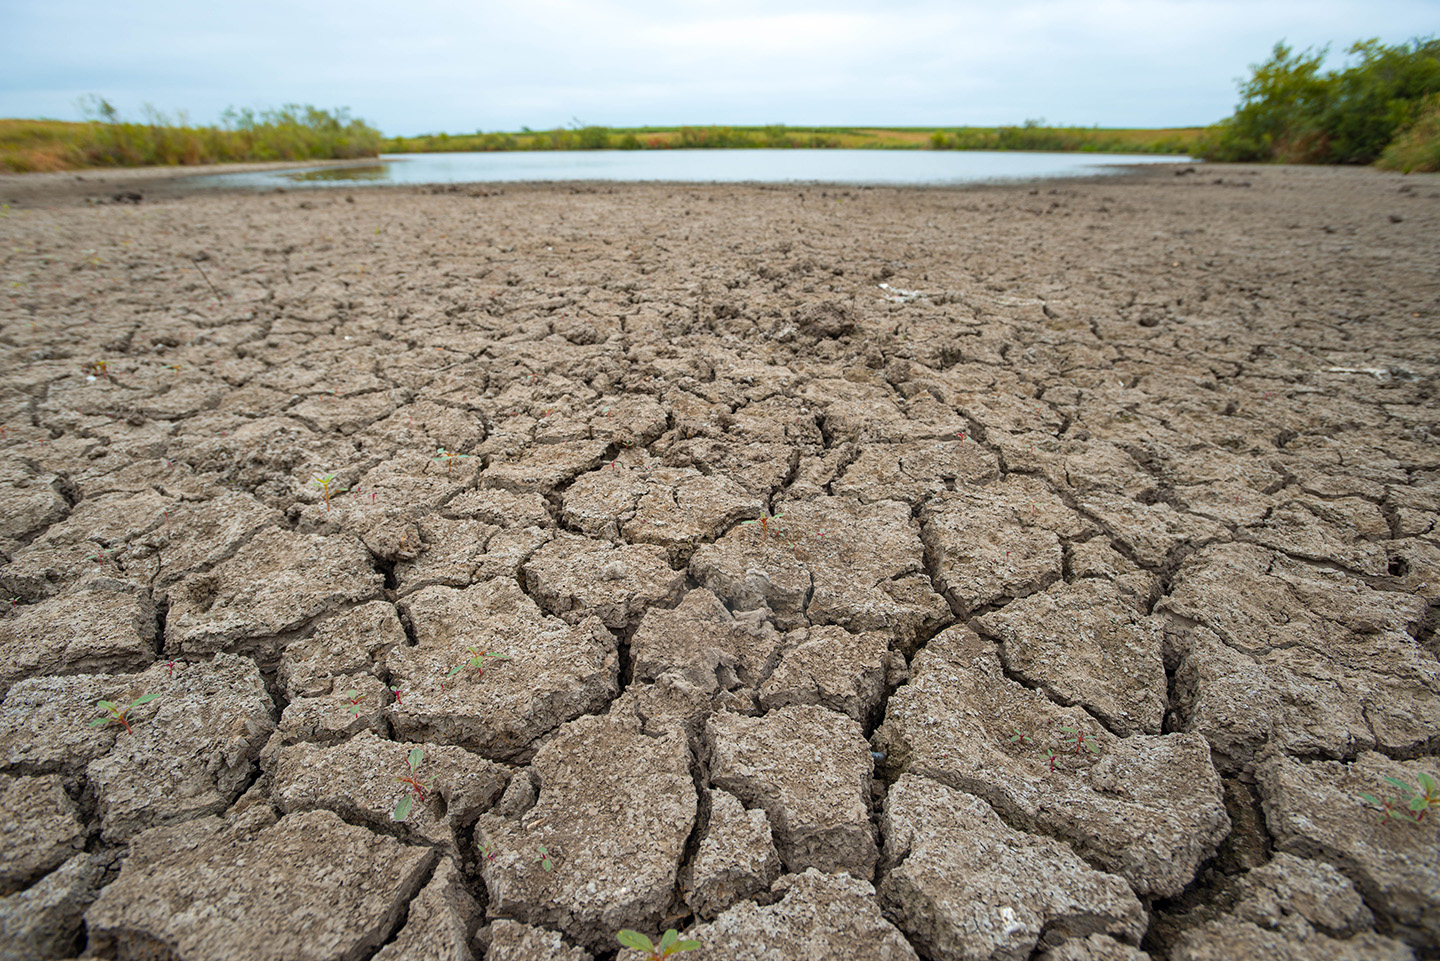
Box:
617 929 701 960
1361 773 1438 826
312 473 344 511
1008 728 1031 747
343 689 365 715
535 845 554 872
446 647 511 680
1061 725 1102 757
89 693 159 735
392 747 435 822
741 513 784 549
432 447 468 473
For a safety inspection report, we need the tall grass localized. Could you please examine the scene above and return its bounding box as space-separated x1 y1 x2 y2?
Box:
1378 92 1440 172
385 123 1199 155
0 101 382 173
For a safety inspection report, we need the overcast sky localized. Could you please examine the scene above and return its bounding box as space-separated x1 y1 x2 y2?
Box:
3 0 1437 135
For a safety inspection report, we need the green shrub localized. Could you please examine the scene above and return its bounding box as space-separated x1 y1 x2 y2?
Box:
1197 37 1440 164
1378 92 1440 172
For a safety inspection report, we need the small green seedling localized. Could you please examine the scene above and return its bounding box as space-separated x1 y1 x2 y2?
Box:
535 845 553 872
617 929 701 960
312 473 342 511
741 513 784 548
1060 726 1101 757
432 447 468 473
1361 773 1438 825
446 647 511 679
392 747 436 822
89 693 159 735
1008 728 1031 747
343 689 365 715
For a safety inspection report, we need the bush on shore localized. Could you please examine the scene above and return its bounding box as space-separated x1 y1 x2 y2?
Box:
0 100 383 173
1378 93 1440 172
1196 37 1440 165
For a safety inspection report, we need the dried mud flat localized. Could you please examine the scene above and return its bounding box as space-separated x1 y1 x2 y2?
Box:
0 162 1438 961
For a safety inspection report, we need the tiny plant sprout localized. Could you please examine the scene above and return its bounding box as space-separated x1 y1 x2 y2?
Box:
1361 773 1438 825
312 473 340 511
535 845 553 872
446 647 511 679
392 747 436 822
741 512 783 548
432 447 466 473
617 928 701 960
1060 725 1101 757
343 689 365 715
89 693 160 735
1008 728 1031 747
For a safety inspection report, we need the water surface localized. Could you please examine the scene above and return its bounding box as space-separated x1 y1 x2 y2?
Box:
187 149 1190 189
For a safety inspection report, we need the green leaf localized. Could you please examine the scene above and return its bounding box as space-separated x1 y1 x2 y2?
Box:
393 795 413 822
445 665 463 677
659 929 679 950
1409 797 1429 813
674 941 701 954
617 930 655 953
1418 773 1437 794
132 693 160 706
88 718 110 727
96 700 118 711
1359 793 1382 806
1383 776 1416 796
407 747 425 770
1060 726 1077 734
1084 741 1101 754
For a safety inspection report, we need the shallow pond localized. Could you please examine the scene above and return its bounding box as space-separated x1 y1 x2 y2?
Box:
186 148 1191 189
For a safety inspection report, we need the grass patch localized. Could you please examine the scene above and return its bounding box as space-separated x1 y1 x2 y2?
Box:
384 124 1200 155
1 102 382 173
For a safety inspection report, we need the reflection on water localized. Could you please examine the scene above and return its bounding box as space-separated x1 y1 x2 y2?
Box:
286 164 391 182
187 149 1192 190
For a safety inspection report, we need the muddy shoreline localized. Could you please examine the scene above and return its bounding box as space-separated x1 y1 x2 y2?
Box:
1 163 1438 961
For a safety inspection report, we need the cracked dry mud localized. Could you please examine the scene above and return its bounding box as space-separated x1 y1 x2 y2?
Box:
0 161 1437 961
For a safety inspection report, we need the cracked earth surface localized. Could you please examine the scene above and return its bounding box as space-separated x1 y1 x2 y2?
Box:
0 162 1437 961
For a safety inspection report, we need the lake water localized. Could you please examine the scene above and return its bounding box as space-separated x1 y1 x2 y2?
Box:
186 149 1191 190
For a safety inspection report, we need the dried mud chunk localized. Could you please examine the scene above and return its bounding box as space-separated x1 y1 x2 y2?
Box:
274 673 389 745
685 868 918 961
1257 751 1440 950
794 300 857 338
706 704 878 879
287 388 402 433
660 439 797 497
85 809 436 961
475 525 552 581
589 393 668 445
445 487 552 528
486 919 594 961
879 775 1146 961
919 486 1075 615
373 858 481 961
394 516 499 594
149 491 283 595
1168 852 1410 961
522 534 685 629
0 852 105 961
1161 543 1438 759
0 467 66 555
267 731 508 847
1 489 172 601
387 581 617 762
86 653 276 841
276 600 404 699
625 468 764 555
758 625 894 726
687 789 783 921
482 439 609 493
873 626 1229 898
0 583 155 697
833 440 1000 504
474 709 695 952
1244 496 1392 575
692 496 948 650
165 527 382 656
0 774 86 895
974 580 1166 736
1035 934 1151 961
631 588 784 692
1077 492 1227 568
